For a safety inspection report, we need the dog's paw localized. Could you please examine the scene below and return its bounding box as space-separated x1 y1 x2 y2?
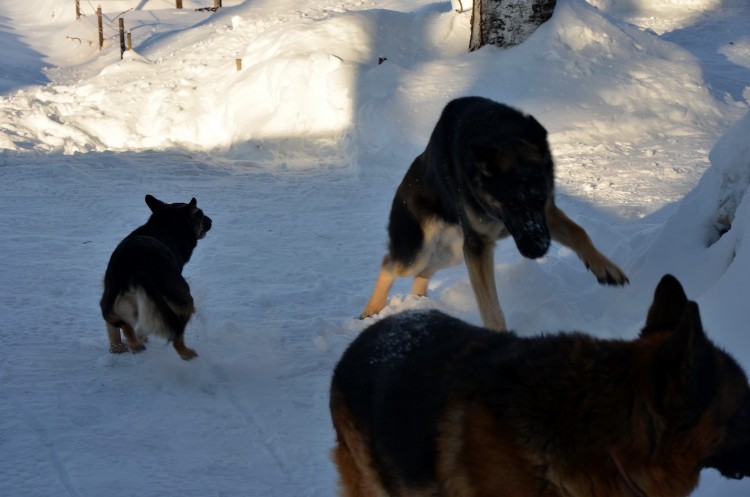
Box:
128 342 147 353
360 304 385 320
587 261 629 286
109 343 129 354
598 271 629 286
177 348 198 361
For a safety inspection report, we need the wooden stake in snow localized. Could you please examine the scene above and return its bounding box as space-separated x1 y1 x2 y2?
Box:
127 31 132 51
236 59 242 71
97 6 103 50
119 18 126 59
75 0 82 20
214 0 222 8
176 0 183 8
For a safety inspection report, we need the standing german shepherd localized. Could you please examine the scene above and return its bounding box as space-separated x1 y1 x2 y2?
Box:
333 274 750 497
100 195 212 360
361 96 628 331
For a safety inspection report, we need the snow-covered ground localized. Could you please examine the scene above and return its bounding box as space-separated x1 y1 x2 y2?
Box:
1 0 749 495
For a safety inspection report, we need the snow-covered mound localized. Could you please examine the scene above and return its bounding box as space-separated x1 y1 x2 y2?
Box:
0 0 738 178
611 109 750 348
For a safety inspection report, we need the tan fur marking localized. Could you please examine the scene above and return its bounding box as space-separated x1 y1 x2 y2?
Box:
121 324 146 352
106 286 195 357
418 218 465 275
464 248 506 332
362 219 463 319
436 406 474 497
463 204 507 241
361 267 396 318
411 276 430 297
460 405 553 497
172 335 198 361
106 323 128 353
111 287 175 340
331 394 389 497
461 205 508 331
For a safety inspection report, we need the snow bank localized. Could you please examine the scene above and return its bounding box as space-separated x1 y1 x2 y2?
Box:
698 111 750 356
616 110 750 359
0 0 732 174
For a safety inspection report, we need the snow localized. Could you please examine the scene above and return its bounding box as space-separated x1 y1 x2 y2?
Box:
0 0 749 495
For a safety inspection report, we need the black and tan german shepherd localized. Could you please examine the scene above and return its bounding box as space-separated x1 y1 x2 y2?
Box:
333 275 750 497
361 96 627 330
100 195 212 360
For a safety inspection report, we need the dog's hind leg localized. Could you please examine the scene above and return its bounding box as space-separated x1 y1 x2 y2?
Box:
161 304 198 361
139 278 198 360
106 323 129 354
172 335 198 360
545 202 628 286
121 324 146 353
464 244 506 332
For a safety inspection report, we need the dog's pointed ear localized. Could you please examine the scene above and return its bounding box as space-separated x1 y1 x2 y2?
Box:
642 274 689 336
654 301 715 425
188 198 197 209
145 194 166 213
666 301 708 359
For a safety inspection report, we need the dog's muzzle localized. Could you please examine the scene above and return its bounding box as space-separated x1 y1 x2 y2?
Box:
506 214 550 259
198 216 212 239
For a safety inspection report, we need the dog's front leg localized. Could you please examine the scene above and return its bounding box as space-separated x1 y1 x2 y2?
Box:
545 202 628 285
361 266 396 319
464 238 506 332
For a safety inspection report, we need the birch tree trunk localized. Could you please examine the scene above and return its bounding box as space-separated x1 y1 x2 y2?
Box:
469 0 556 51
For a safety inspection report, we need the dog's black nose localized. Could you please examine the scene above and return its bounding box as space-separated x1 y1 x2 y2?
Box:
516 236 550 259
506 215 550 259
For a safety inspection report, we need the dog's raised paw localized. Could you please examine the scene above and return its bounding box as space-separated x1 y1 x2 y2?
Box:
601 268 629 286
586 260 628 287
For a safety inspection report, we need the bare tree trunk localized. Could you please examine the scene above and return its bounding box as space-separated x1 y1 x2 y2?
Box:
469 0 556 51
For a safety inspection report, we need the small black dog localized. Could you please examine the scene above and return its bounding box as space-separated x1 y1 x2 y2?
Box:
100 195 212 360
362 96 628 330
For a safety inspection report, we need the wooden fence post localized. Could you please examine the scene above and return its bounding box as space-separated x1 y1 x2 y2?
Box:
75 0 81 20
235 59 242 71
176 0 183 8
214 0 222 8
97 6 103 50
119 18 126 59
127 31 132 51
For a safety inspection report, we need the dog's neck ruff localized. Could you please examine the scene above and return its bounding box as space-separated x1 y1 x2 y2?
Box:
612 452 649 497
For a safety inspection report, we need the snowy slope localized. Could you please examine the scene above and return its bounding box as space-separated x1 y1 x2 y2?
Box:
1 0 749 496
